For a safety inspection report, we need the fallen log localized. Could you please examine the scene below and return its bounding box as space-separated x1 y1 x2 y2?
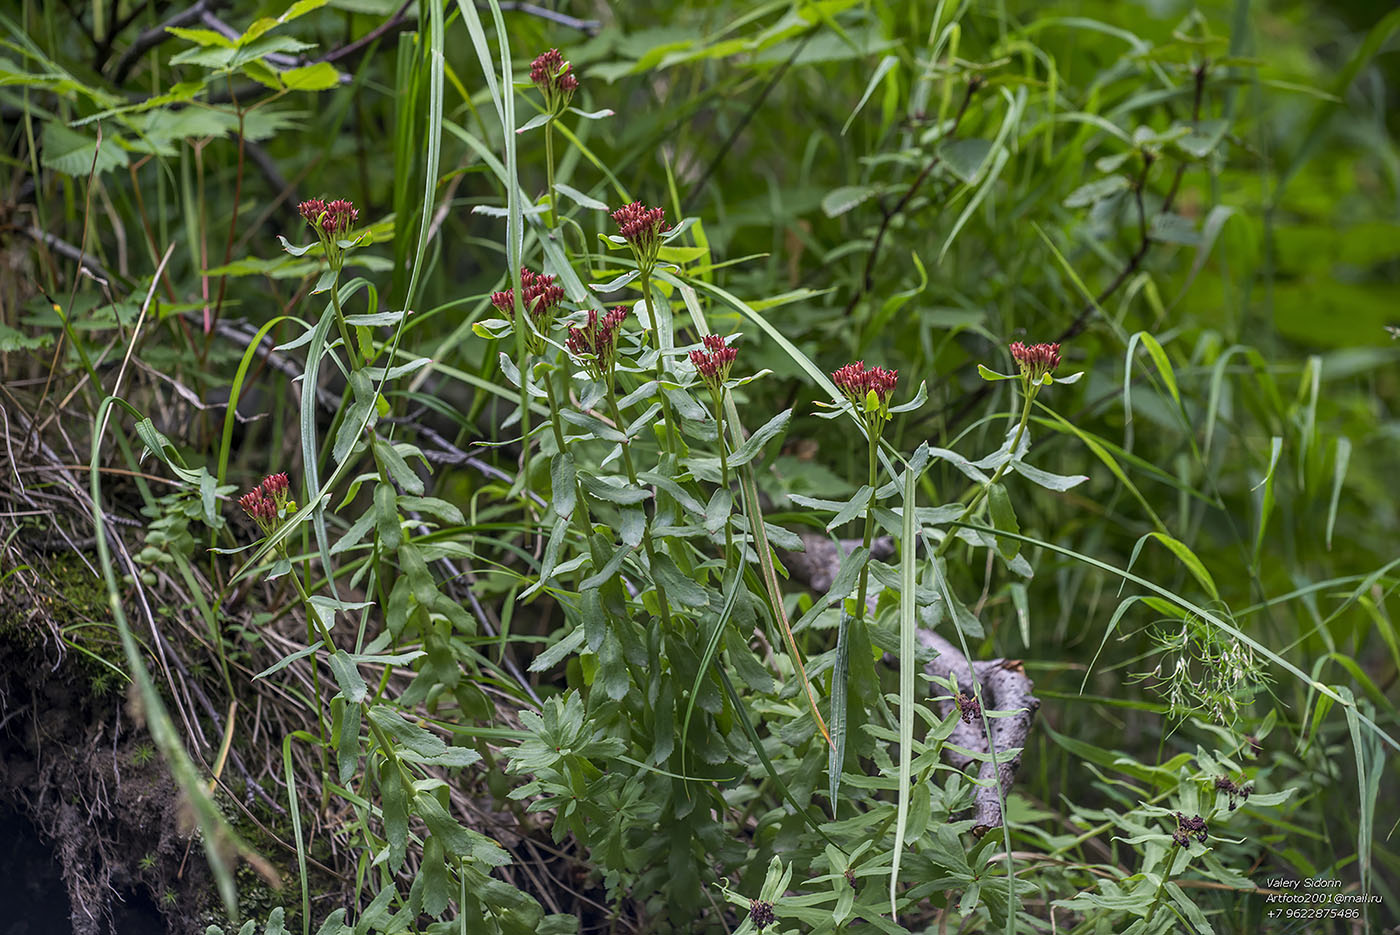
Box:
782 532 1039 835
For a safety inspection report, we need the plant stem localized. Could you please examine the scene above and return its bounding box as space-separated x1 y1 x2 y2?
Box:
540 363 568 455
606 384 673 629
542 366 595 550
854 423 879 621
934 382 1037 560
1144 848 1180 926
638 270 678 457
544 121 557 231
715 394 735 564
327 267 359 368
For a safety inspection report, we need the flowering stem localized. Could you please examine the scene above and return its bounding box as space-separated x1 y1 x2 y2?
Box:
638 270 678 457
605 383 674 630
933 381 1037 560
853 423 879 621
542 366 594 537
715 395 735 563
327 267 359 368
540 362 568 453
544 121 557 231
1144 849 1181 926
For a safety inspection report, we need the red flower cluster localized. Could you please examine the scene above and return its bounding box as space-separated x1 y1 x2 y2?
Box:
492 268 565 353
240 472 291 534
530 49 578 93
297 198 358 235
491 268 565 321
612 202 669 245
1214 775 1253 811
748 899 775 931
1009 341 1061 383
530 49 578 113
566 306 628 377
955 691 981 725
689 334 737 390
611 202 669 272
832 361 898 404
1171 812 1208 847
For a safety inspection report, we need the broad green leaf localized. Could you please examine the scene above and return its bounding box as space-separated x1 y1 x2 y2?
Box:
280 62 341 91
40 123 129 177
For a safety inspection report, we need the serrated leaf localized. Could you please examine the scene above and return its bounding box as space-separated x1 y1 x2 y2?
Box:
589 269 640 293
1009 460 1088 491
828 485 873 531
529 628 586 673
1150 212 1201 245
280 62 341 91
328 650 368 703
375 439 425 495
366 706 480 767
40 123 129 177
253 643 319 680
550 453 578 518
650 553 708 607
165 26 234 48
578 472 650 504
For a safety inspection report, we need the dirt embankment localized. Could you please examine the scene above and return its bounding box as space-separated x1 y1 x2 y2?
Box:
0 611 210 935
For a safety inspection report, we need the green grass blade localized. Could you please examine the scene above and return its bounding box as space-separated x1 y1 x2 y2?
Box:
715 666 841 850
298 298 342 598
675 282 832 748
1326 437 1351 550
827 610 850 812
679 565 746 782
90 397 249 918
890 464 918 918
283 731 312 935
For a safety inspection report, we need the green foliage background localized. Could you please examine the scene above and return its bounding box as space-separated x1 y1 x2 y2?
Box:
2 0 1398 933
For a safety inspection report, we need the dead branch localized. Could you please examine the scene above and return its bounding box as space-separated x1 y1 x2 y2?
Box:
783 530 1038 835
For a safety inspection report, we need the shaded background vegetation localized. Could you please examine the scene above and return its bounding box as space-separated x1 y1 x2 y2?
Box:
1 0 1397 933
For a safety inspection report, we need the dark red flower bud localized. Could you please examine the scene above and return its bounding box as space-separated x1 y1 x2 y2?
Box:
530 49 578 113
297 198 326 226
567 306 628 378
611 202 670 273
240 488 275 532
239 489 265 520
748 899 775 930
258 472 291 511
1172 811 1208 845
242 473 294 535
832 361 899 407
1009 341 1061 383
689 333 737 391
955 691 981 725
492 268 565 353
324 199 359 235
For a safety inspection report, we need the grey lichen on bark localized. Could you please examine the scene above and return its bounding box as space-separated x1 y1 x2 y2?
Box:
782 531 1039 835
